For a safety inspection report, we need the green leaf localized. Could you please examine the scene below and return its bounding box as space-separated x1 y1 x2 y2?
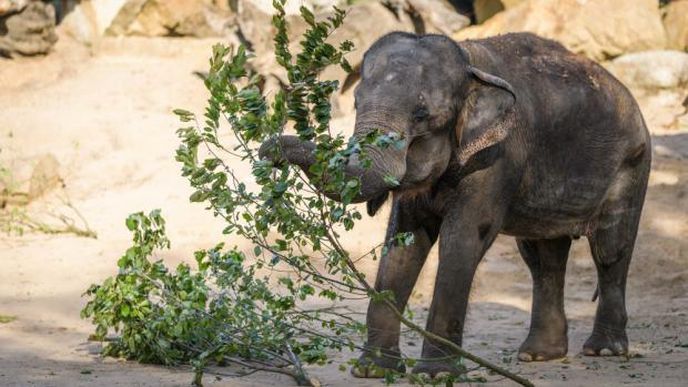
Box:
173 109 195 122
300 6 316 26
125 216 137 231
189 190 207 202
340 58 353 73
383 175 400 187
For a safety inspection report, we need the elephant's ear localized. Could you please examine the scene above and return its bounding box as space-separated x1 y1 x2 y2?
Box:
366 192 389 216
455 67 516 167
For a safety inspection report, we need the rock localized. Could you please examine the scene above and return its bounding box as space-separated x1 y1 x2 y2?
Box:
106 0 234 37
240 1 415 93
235 0 347 57
605 50 688 89
60 0 127 45
238 0 341 15
663 0 688 51
0 0 58 56
455 0 667 61
102 0 147 35
405 0 470 35
473 0 524 24
236 0 305 59
28 154 63 200
237 0 468 115
325 1 416 73
220 1 351 100
235 0 310 94
638 89 688 131
0 0 28 15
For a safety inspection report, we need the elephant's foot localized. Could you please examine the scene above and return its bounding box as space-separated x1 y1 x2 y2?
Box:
411 358 466 381
350 348 405 378
518 331 568 362
582 327 628 356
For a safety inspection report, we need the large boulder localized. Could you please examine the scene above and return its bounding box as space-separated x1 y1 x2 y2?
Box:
60 0 234 44
0 0 28 15
106 0 234 37
239 0 470 116
236 1 359 59
239 0 469 76
605 50 688 90
324 1 417 72
406 0 470 35
60 0 127 45
663 0 688 51
473 0 524 24
239 1 416 94
455 0 668 61
235 0 312 95
0 0 58 56
605 50 688 132
236 0 308 60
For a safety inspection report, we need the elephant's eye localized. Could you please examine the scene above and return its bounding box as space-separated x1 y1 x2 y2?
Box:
413 107 429 122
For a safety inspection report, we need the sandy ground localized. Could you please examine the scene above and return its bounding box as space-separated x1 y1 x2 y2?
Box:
1 33 687 386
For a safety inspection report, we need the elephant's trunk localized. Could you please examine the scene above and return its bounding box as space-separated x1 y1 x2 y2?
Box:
259 132 406 203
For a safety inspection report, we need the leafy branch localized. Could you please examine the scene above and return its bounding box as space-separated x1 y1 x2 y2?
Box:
82 1 533 386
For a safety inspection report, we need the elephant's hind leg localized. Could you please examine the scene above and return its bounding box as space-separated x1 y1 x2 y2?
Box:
583 222 637 356
517 236 571 362
584 160 648 356
583 211 643 356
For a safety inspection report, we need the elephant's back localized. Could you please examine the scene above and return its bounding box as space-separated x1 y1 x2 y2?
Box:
472 34 651 238
471 33 649 145
475 32 650 174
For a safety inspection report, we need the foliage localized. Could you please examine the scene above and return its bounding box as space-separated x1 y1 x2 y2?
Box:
83 2 369 385
82 1 532 386
82 209 345 385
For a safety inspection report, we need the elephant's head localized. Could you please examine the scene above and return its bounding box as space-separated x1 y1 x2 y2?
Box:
260 32 516 215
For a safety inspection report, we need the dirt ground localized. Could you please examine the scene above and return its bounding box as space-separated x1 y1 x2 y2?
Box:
1 33 687 386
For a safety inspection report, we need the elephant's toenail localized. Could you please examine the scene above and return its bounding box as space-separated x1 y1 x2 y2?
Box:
535 354 545 361
582 347 596 356
435 371 452 379
599 348 613 356
518 352 533 362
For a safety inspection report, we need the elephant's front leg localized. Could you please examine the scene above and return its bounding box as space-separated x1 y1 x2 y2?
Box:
352 200 438 378
413 195 502 378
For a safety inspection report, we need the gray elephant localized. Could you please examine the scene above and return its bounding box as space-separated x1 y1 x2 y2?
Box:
259 32 651 378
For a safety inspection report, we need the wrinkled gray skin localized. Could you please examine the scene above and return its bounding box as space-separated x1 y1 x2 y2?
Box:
259 32 651 378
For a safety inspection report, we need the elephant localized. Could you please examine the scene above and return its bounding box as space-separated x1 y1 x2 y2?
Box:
259 31 651 378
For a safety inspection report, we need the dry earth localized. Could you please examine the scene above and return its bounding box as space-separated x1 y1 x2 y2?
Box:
1 33 687 386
